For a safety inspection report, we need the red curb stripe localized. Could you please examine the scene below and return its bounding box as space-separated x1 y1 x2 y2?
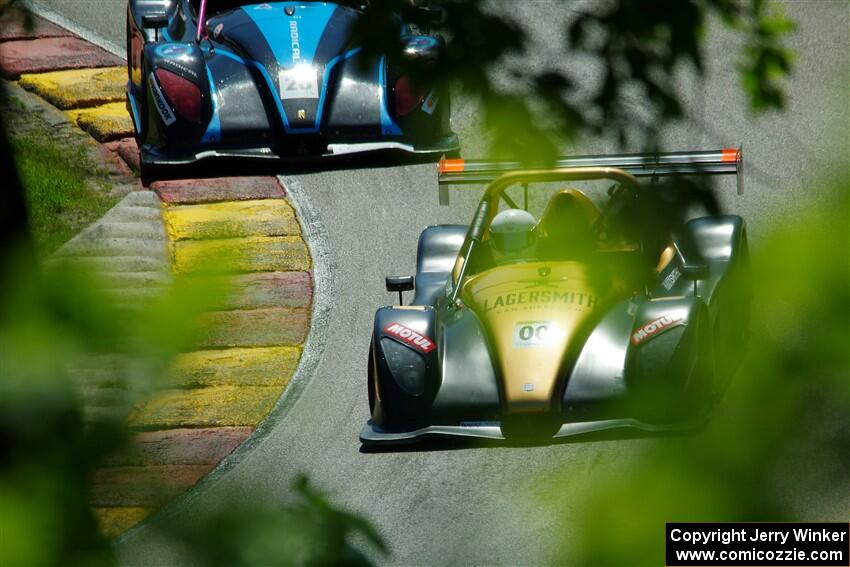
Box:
102 427 254 466
222 271 312 310
10 13 311 536
104 137 142 173
153 176 286 204
91 464 216 507
0 37 122 79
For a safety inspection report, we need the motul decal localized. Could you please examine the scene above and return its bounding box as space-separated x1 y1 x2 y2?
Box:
384 323 436 353
631 314 683 345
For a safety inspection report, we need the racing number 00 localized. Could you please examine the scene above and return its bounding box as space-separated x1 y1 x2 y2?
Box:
514 321 555 347
519 324 548 341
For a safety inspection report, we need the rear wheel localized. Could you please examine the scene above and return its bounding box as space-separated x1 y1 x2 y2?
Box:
137 147 161 182
679 310 715 420
712 238 752 395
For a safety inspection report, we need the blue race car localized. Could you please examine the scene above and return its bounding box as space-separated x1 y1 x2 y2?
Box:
126 0 457 173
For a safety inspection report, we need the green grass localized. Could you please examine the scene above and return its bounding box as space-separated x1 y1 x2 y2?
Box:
12 134 115 256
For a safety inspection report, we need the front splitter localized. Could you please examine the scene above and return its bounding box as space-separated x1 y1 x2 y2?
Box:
141 135 460 168
360 417 683 446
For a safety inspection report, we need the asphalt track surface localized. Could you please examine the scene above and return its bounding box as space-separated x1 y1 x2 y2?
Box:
33 1 849 564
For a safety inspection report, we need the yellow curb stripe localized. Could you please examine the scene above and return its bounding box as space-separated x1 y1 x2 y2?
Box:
129 385 283 429
92 507 153 538
66 101 133 141
19 66 126 109
172 235 311 273
167 346 301 387
19 21 315 539
163 199 301 241
194 307 309 349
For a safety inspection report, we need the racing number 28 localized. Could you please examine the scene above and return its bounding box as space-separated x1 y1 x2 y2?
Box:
283 75 311 93
278 68 319 100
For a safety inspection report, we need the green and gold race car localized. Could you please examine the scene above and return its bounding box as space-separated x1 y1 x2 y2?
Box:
362 148 750 444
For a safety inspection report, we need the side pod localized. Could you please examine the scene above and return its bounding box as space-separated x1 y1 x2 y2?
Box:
371 306 439 428
624 296 714 421
141 42 212 153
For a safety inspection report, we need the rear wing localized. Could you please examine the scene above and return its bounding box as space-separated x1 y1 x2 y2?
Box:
436 147 743 205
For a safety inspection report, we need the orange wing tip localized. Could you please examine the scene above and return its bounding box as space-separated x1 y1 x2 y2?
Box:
438 158 465 174
721 147 740 163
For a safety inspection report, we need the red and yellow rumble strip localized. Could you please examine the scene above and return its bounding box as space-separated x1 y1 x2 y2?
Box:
0 15 132 142
2 15 313 537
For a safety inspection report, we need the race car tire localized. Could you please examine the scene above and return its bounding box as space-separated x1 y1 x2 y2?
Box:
125 16 133 85
711 236 751 397
678 305 716 421
367 344 376 415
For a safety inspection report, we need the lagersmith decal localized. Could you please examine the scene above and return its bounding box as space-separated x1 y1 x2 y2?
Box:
483 290 598 312
631 314 682 345
149 72 176 126
384 323 436 353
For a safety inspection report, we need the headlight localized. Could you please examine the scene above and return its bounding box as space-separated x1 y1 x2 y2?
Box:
380 338 426 396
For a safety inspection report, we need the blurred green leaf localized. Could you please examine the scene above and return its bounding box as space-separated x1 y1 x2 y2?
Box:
352 0 794 158
555 177 849 565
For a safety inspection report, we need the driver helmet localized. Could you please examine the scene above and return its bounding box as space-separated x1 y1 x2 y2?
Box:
490 209 539 263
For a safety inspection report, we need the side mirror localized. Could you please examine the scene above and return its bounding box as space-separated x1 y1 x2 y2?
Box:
141 13 169 29
386 276 415 305
417 6 446 24
672 240 709 281
680 263 709 280
142 13 168 40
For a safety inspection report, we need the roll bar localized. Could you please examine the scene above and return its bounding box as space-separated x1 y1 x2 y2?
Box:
448 167 640 306
196 0 208 42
